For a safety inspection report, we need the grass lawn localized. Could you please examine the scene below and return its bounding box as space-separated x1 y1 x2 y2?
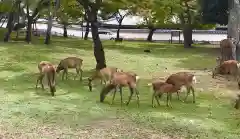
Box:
0 35 239 139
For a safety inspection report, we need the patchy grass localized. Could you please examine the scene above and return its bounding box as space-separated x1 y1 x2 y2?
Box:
0 37 239 139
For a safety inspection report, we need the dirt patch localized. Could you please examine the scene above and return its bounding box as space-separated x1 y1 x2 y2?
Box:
79 118 181 139
0 118 182 139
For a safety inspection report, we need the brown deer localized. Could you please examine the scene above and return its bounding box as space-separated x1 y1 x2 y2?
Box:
100 71 140 107
88 67 122 91
148 80 181 107
165 72 197 103
56 57 83 81
36 61 56 96
212 60 240 81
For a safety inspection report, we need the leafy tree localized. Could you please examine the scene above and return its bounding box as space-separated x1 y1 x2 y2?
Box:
3 0 20 42
131 0 172 41
45 0 60 44
100 0 133 41
77 0 106 70
57 0 83 38
83 12 90 40
200 0 228 25
23 0 48 43
164 0 199 48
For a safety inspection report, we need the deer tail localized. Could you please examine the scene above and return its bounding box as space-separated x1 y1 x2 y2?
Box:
147 83 152 86
192 75 197 84
237 63 240 68
100 84 116 102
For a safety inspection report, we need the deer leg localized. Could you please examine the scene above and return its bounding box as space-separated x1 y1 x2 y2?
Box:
64 69 68 80
155 94 160 106
74 68 80 80
167 93 170 107
62 70 65 80
80 69 83 81
152 92 156 108
169 93 173 108
126 87 134 106
39 75 45 90
103 80 107 85
190 86 196 103
119 87 123 106
158 92 163 99
134 88 140 107
88 78 93 92
36 76 40 89
184 87 191 102
111 87 117 105
177 91 180 101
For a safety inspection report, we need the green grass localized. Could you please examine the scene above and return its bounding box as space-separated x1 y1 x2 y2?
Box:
0 36 239 139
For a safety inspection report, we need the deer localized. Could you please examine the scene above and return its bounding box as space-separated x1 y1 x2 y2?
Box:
148 80 181 108
165 72 197 103
100 71 140 107
36 61 56 96
56 57 83 81
212 59 240 81
87 67 123 91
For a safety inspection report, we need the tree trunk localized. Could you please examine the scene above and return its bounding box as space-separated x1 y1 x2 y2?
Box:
63 23 68 38
16 1 21 39
84 20 90 40
147 28 156 42
25 17 32 43
3 12 14 42
183 24 193 48
44 6 53 45
25 1 32 43
90 17 106 70
115 20 123 42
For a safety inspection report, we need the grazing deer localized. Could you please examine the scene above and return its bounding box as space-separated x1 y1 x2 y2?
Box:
56 57 83 81
212 60 240 83
36 61 56 96
88 67 123 91
100 71 140 107
148 80 181 107
165 72 197 103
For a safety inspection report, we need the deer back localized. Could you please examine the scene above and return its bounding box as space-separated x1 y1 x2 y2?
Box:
111 72 136 86
166 72 194 87
61 57 83 68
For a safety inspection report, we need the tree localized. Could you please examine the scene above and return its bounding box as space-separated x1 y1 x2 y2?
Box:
57 0 84 38
100 0 133 41
131 0 165 41
2 0 19 42
24 0 48 43
83 12 89 40
162 0 199 48
77 0 106 70
44 0 60 44
200 0 228 25
131 0 171 42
